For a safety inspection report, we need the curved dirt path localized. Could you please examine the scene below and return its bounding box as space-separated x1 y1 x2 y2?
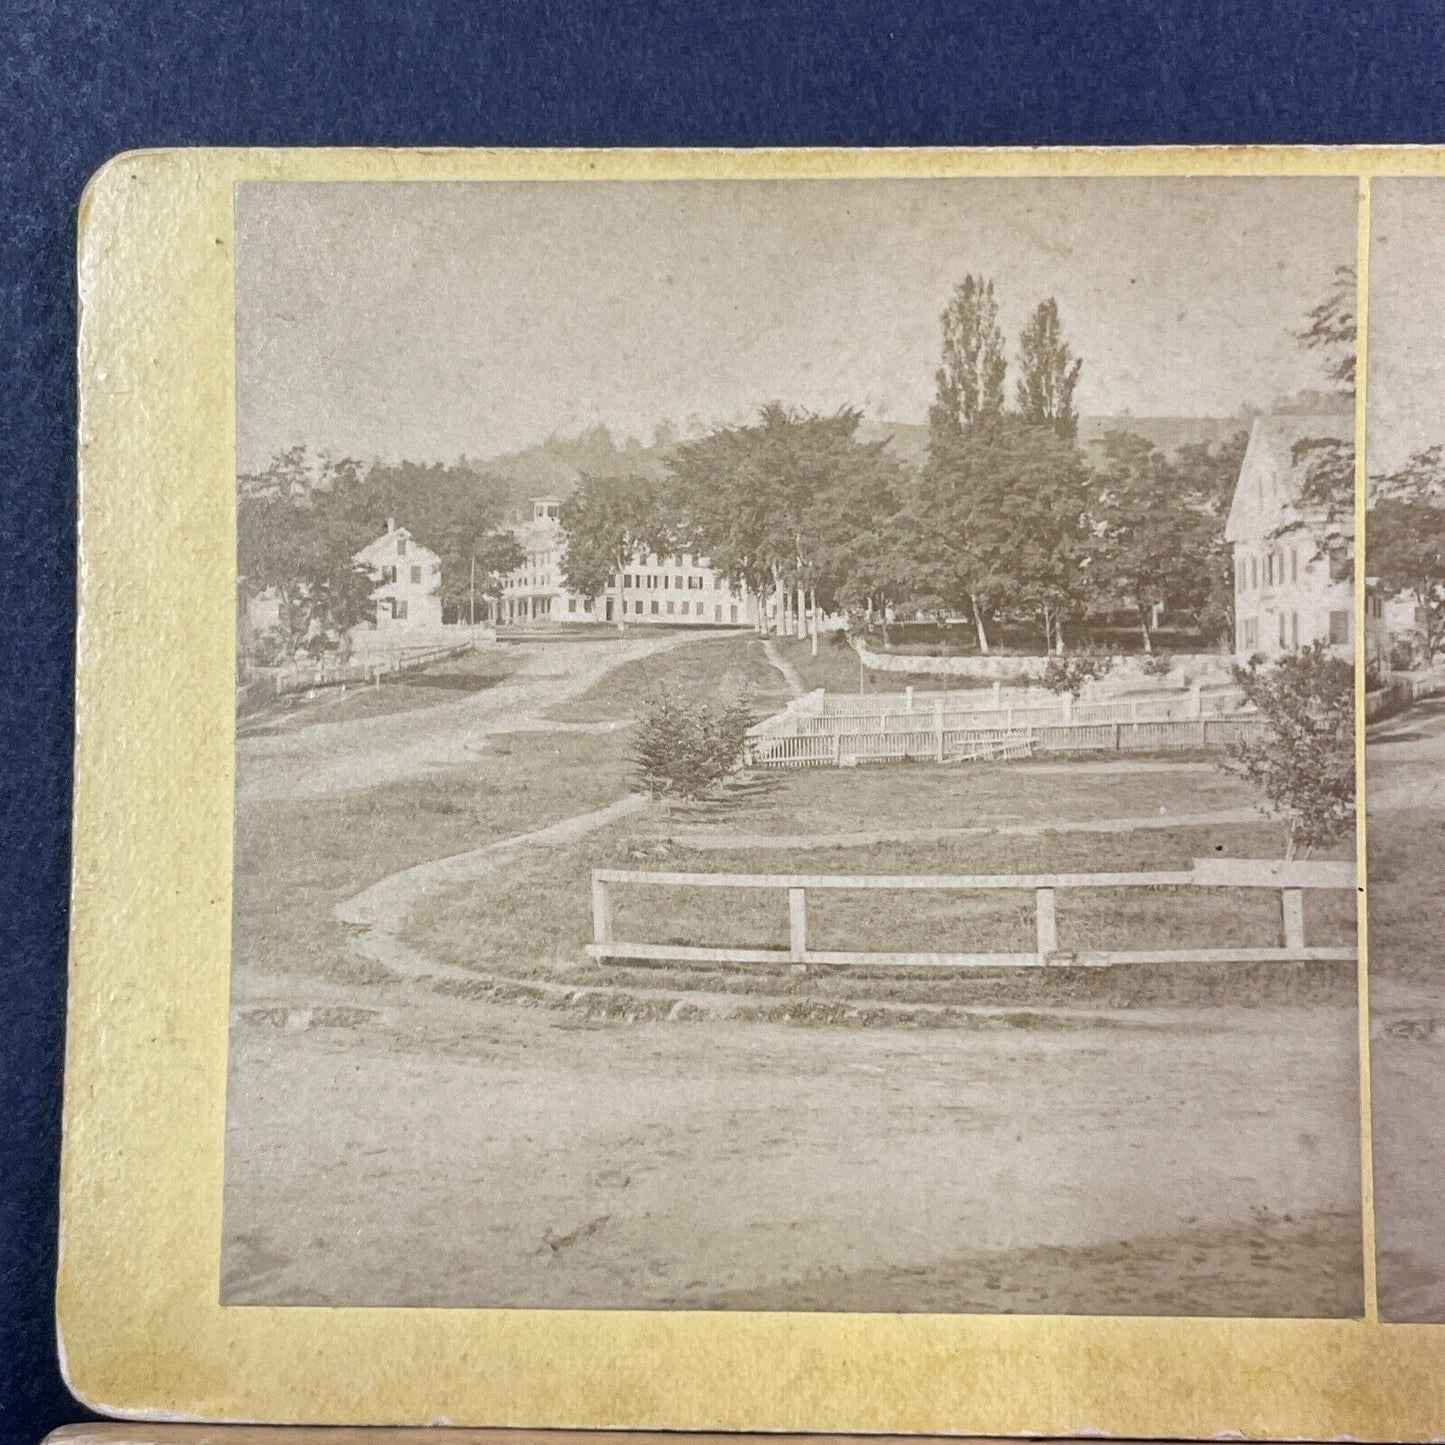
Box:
237 633 691 806
335 794 646 985
761 637 806 698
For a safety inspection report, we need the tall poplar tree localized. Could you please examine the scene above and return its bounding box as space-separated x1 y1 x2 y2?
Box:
1015 298 1083 442
928 275 1008 445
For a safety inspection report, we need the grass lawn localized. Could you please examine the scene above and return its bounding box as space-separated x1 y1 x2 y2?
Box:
239 644 528 736
1368 805 1445 993
546 631 792 723
232 727 634 989
406 817 1356 1008
680 759 1258 835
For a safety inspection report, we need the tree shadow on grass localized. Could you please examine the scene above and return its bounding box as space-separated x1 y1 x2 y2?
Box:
675 772 787 821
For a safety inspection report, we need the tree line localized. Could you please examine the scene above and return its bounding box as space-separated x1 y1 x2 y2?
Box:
561 279 1247 655
237 448 523 660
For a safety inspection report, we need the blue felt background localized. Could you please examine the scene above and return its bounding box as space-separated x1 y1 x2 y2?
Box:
2 3 1443 1441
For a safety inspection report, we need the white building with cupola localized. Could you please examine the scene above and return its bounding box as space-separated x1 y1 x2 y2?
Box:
496 496 757 628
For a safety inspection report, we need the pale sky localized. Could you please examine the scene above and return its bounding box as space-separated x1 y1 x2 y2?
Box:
1368 180 1445 475
236 177 1356 473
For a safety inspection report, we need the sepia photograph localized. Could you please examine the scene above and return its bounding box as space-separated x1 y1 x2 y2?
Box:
1364 179 1445 1323
222 176 1362 1316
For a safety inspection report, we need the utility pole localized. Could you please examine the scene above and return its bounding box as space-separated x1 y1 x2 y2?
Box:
469 555 476 628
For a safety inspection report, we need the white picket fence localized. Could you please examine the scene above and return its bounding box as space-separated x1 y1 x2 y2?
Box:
745 715 1265 768
743 684 1262 768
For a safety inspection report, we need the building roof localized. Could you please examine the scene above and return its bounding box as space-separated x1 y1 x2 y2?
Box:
352 525 440 566
1224 413 1354 545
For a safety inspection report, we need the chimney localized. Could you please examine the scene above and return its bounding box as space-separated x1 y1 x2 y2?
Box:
386 517 396 533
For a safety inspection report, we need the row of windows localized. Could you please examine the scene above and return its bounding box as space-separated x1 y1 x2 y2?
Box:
622 572 719 592
561 597 742 621
378 564 432 585
1237 547 1302 592
1239 610 1351 651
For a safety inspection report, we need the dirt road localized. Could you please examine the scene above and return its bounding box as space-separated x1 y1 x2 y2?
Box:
1368 695 1445 1320
223 633 1365 1317
222 988 1361 1313
237 633 690 806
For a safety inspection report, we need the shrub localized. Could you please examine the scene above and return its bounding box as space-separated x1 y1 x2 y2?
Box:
1223 643 1354 859
631 689 755 802
1040 648 1114 699
1139 651 1175 679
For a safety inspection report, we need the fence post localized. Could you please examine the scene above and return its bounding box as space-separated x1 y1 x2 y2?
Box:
905 685 914 713
1281 888 1305 952
992 680 1003 707
1061 691 1072 723
591 874 613 949
789 887 808 962
833 733 842 767
1197 717 1207 745
1112 721 1122 752
1036 887 1057 962
934 699 945 761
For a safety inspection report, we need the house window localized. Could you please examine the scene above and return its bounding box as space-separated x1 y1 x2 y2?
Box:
394 600 408 621
1290 549 1298 583
568 598 577 613
411 566 422 584
397 537 408 557
1329 610 1351 645
634 600 644 614
623 573 633 588
1250 556 1258 589
730 605 739 623
667 600 675 614
650 600 659 615
674 576 683 589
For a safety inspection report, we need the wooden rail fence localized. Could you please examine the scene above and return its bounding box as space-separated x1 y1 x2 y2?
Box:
586 858 1355 970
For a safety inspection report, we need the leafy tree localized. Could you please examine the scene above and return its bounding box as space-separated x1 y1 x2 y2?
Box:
1089 430 1226 653
237 450 376 659
928 275 1008 445
1016 298 1083 443
1171 430 1251 644
669 404 908 643
558 472 666 630
1275 267 1357 556
918 413 1093 653
1368 470 1445 661
631 690 754 803
1299 263 1356 393
1224 644 1354 859
466 528 526 621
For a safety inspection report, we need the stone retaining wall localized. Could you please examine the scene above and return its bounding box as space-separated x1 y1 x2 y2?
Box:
852 636 1233 687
